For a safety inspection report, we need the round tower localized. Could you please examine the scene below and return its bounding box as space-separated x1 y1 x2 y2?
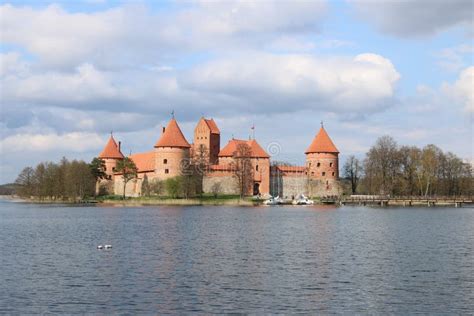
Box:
305 124 339 180
98 134 124 178
154 118 191 179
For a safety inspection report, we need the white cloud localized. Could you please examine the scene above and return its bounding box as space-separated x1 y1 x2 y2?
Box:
181 53 400 113
351 0 473 38
434 44 474 72
0 52 28 77
443 66 474 113
0 2 328 69
0 132 104 153
2 62 136 108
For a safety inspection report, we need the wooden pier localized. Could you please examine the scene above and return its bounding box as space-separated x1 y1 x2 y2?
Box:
338 196 473 207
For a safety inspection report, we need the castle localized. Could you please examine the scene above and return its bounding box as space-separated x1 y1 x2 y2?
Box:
97 116 342 198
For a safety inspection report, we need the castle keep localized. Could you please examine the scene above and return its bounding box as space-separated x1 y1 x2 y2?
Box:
98 117 341 197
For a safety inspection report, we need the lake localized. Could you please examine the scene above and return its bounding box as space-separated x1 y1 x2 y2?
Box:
0 200 473 314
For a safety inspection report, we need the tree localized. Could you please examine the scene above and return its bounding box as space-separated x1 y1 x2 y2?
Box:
192 144 209 197
418 144 442 196
90 157 106 181
65 160 96 201
398 146 421 196
343 155 362 194
141 174 151 197
364 136 399 195
149 179 164 196
179 158 198 199
211 182 222 198
165 177 182 198
115 157 138 199
15 167 35 197
233 143 254 199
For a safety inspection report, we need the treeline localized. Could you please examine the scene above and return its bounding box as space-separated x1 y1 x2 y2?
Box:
343 136 473 197
15 158 98 201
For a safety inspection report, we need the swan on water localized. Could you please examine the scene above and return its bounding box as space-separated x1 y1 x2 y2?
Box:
104 245 112 249
97 245 103 249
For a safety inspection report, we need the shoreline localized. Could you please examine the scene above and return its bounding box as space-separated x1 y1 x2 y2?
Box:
1 195 471 208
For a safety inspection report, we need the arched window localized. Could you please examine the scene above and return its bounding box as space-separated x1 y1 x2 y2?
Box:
256 165 259 171
165 169 169 174
163 159 168 164
317 162 321 167
322 172 326 176
329 162 333 167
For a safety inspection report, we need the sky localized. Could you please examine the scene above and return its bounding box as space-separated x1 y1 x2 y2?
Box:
0 0 473 183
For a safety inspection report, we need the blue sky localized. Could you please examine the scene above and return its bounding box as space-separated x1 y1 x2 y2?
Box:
0 0 473 183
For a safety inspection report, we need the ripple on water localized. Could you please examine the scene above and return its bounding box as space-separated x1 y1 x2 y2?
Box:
0 203 473 314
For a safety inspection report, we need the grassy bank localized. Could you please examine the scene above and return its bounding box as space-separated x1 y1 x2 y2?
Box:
97 194 260 206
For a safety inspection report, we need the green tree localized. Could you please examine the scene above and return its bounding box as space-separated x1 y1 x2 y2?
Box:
165 177 182 198
149 179 164 196
90 157 107 181
115 157 138 199
141 174 151 197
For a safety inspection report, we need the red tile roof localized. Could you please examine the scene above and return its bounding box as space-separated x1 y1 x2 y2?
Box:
209 164 234 171
129 151 155 173
98 135 124 159
204 118 220 134
305 127 339 154
218 139 270 158
274 166 306 173
155 118 191 148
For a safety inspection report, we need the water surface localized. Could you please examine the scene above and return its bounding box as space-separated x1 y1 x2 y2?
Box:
1 201 473 314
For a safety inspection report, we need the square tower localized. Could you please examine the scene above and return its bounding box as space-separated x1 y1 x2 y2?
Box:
193 117 220 165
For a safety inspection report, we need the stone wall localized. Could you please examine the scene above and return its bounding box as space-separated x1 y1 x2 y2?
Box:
307 178 342 197
203 175 239 195
114 176 143 197
281 176 309 198
271 175 342 198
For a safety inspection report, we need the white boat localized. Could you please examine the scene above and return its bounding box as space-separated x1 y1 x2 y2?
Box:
263 195 283 205
292 194 314 205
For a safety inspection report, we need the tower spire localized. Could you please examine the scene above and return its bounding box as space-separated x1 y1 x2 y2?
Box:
321 121 324 128
171 109 175 119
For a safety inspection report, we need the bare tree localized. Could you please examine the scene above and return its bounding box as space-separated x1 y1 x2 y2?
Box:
343 155 362 194
232 143 254 199
211 182 222 198
192 144 209 197
15 167 35 198
364 135 399 195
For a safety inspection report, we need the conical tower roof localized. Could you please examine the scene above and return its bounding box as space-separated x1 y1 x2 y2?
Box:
98 135 124 159
154 118 191 148
305 127 339 154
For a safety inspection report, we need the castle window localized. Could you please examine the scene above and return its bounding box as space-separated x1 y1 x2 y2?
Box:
256 165 259 171
165 169 169 174
332 172 335 176
330 162 333 167
311 172 314 176
322 172 326 176
163 159 168 164
317 162 320 167
308 162 311 168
